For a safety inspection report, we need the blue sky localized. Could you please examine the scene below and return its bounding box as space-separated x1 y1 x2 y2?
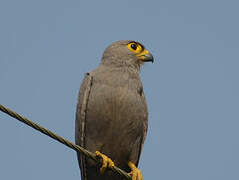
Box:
0 1 239 180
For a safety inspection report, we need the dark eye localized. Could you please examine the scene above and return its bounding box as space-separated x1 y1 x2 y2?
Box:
131 43 137 50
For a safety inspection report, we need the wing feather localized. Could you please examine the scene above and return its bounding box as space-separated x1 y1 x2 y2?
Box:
75 73 93 180
135 89 148 166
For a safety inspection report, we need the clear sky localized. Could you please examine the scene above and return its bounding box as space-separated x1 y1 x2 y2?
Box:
0 0 239 180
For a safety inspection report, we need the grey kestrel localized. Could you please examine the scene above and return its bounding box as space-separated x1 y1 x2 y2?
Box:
75 40 153 180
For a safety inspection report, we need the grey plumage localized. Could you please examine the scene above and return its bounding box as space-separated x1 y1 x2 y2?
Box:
75 40 153 180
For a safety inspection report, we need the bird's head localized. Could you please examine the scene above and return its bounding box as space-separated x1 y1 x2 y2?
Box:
101 40 154 70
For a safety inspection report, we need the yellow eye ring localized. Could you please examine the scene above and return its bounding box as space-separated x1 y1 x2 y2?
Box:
128 42 143 53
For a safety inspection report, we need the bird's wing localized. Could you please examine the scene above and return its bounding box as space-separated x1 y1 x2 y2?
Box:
75 73 93 180
135 89 148 166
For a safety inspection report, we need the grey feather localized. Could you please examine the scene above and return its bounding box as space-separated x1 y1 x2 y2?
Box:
75 40 150 180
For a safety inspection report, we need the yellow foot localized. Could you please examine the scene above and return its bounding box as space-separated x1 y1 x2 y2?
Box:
95 151 115 174
128 161 143 180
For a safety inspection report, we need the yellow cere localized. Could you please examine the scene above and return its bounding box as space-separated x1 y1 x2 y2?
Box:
137 49 149 60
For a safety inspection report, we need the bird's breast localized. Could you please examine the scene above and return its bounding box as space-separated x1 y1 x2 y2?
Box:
85 79 146 143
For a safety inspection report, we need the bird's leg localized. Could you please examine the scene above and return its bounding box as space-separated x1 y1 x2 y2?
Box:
128 161 143 180
95 151 115 174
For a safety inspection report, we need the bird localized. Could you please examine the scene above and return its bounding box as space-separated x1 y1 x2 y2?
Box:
75 40 153 180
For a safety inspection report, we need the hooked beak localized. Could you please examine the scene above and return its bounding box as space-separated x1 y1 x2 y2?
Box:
137 50 154 63
142 52 154 63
